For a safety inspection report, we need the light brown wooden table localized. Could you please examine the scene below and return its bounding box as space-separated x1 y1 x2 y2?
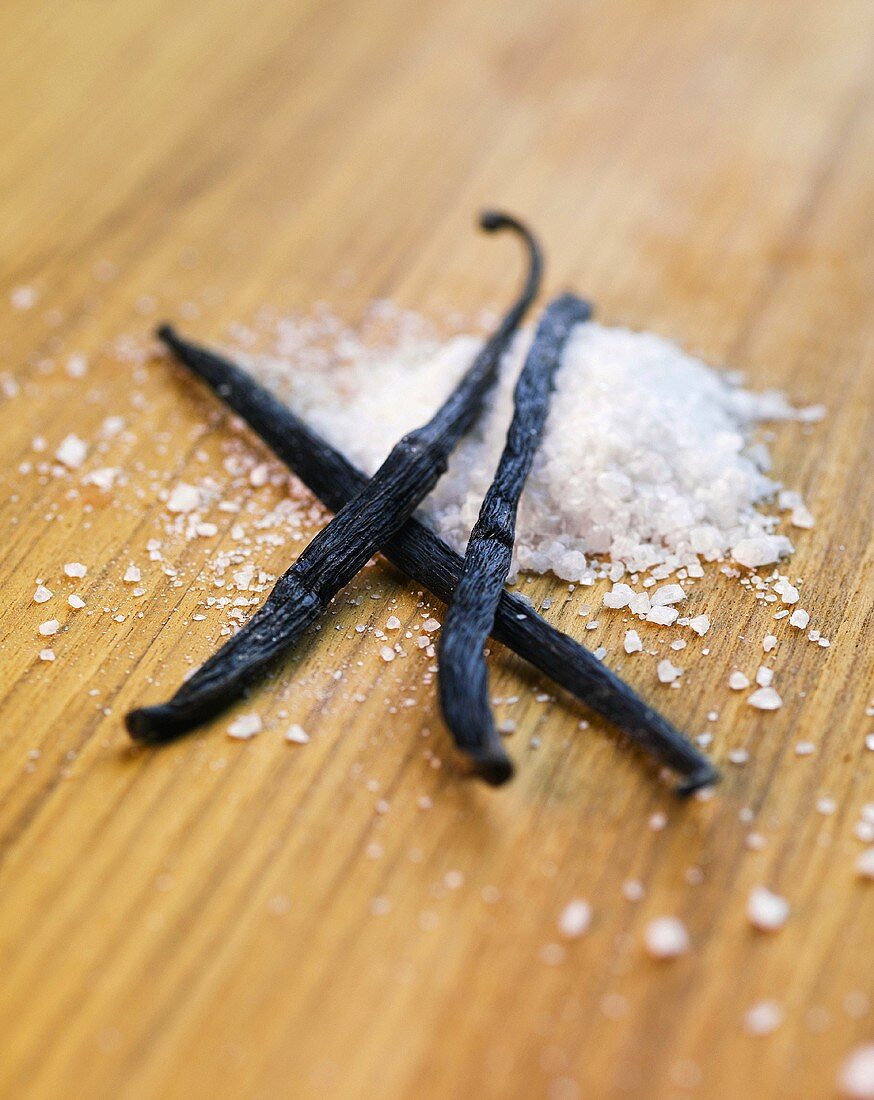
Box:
1 1 872 1097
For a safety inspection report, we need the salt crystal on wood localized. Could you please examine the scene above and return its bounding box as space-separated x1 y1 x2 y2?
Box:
558 899 592 939
227 714 262 739
838 1045 874 1100
644 917 689 959
748 687 782 710
33 585 53 603
747 887 790 931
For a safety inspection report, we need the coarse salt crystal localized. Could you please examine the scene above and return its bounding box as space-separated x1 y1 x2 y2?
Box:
285 723 310 744
38 619 60 636
64 562 87 578
386 616 401 630
644 917 689 959
838 1045 874 1099
856 849 874 880
795 741 815 756
421 618 441 632
39 648 55 661
762 634 778 653
651 584 685 606
729 671 750 690
380 646 395 662
744 1000 783 1036
55 434 88 469
33 585 53 603
732 536 792 569
65 354 88 378
756 666 774 688
167 483 201 513
623 629 642 654
747 886 790 931
603 582 635 609
657 659 683 684
558 899 592 939
688 614 710 636
123 565 142 584
748 687 782 711
647 606 679 626
68 594 85 609
227 714 262 739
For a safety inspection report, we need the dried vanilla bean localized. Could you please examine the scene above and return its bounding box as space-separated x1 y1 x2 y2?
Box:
439 292 591 784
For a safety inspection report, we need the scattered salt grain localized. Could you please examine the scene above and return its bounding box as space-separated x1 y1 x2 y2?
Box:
748 687 782 711
166 483 201 513
380 646 395 662
795 742 816 756
227 714 262 739
558 899 592 939
603 582 635 609
68 594 85 609
651 584 685 606
762 634 778 653
747 887 790 931
55 434 88 469
39 649 55 662
421 618 441 632
732 536 792 570
285 724 309 744
647 606 679 627
33 585 53 603
688 614 710 636
644 917 689 959
838 1045 874 1099
657 659 683 684
856 849 874 880
744 1000 784 1036
65 354 88 378
38 620 59 636
64 562 87 578
729 671 750 691
123 565 142 584
622 880 645 902
623 629 643 654
756 666 774 688
386 616 401 630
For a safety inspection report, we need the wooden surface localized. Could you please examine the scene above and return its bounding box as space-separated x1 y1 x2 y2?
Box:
1 1 872 1097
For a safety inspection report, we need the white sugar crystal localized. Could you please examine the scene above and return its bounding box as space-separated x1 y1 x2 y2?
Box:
647 605 679 626
227 714 262 739
38 619 59 636
857 849 874 880
55 433 88 469
657 659 683 684
644 917 689 959
688 614 710 636
558 899 592 939
167 482 201 513
838 1045 874 1099
790 608 810 629
285 723 310 744
744 1000 783 1036
729 671 750 690
64 562 87 578
68 594 85 609
651 583 685 606
623 629 642 654
747 886 790 931
762 634 778 653
33 584 53 603
123 565 142 584
748 686 782 711
259 317 816 582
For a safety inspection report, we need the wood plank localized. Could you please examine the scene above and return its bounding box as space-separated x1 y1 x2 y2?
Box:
0 1 872 1097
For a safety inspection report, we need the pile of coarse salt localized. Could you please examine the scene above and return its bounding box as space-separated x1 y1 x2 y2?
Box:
247 304 822 583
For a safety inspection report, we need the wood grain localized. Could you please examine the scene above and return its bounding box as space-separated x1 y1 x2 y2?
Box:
1 1 872 1097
